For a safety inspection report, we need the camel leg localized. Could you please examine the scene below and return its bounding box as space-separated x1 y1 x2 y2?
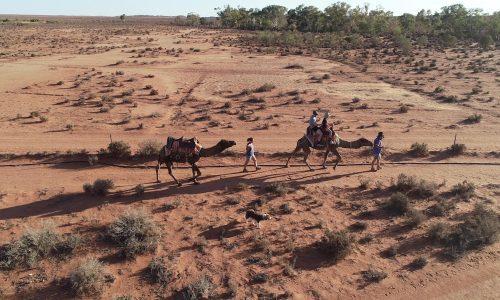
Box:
285 143 302 168
322 148 330 169
303 146 313 171
167 161 181 187
331 148 342 170
156 161 161 183
192 163 201 185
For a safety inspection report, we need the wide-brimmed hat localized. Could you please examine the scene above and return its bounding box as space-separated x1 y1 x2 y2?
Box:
312 111 318 116
378 132 384 137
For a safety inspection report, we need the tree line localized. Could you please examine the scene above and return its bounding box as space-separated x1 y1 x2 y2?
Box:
209 3 498 48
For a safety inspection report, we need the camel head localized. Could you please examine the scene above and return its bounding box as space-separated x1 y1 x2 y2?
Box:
358 138 373 147
217 139 237 149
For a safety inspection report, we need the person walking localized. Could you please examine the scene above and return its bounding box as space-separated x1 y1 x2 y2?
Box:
371 132 384 171
243 137 261 172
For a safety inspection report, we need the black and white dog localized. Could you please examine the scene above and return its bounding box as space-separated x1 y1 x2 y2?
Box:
245 209 272 228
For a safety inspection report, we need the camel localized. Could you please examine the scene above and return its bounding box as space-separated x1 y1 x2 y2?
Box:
156 139 236 186
285 135 373 170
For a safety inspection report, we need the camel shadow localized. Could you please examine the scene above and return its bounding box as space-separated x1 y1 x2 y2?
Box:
0 166 373 220
293 243 338 270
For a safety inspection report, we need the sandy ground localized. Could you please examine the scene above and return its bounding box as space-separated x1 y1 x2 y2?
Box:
0 23 499 299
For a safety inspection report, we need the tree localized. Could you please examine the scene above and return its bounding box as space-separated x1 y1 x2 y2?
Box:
120 14 126 22
186 13 200 26
324 2 351 33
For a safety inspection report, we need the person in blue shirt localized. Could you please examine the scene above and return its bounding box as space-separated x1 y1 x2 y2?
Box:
371 132 384 171
243 137 261 172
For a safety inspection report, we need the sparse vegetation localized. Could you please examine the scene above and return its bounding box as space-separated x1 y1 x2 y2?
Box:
146 257 172 285
264 182 292 197
409 142 429 157
108 141 132 158
463 114 482 124
183 276 214 300
285 63 304 69
107 209 161 258
451 181 475 200
0 222 79 269
448 143 466 156
135 184 145 196
408 257 427 270
137 139 162 157
385 192 410 216
316 230 353 262
70 257 106 296
399 104 409 113
362 267 387 283
83 179 114 196
254 83 275 93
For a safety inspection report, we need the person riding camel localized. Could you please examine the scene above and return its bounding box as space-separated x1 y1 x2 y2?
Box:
307 111 319 146
317 112 333 147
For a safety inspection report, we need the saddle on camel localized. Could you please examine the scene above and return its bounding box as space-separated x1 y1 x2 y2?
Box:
165 136 203 162
307 114 336 148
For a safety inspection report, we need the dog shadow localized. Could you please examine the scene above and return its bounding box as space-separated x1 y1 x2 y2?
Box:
198 220 244 240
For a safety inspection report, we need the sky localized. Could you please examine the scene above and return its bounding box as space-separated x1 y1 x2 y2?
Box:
0 0 498 17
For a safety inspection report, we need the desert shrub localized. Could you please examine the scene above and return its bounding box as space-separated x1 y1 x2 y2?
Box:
146 257 172 285
108 141 131 158
410 179 438 198
443 95 458 103
408 257 427 270
463 114 482 124
113 295 133 300
409 143 429 157
358 234 374 244
254 83 275 93
253 234 271 253
434 86 445 93
122 89 134 96
0 223 60 269
150 89 159 96
264 182 292 197
382 244 399 258
107 209 161 258
285 63 304 69
448 143 466 156
443 204 499 258
83 179 114 196
135 184 145 196
252 272 269 283
394 34 412 55
393 173 417 192
70 257 106 296
428 222 451 243
350 221 367 231
362 268 387 282
451 181 475 200
30 111 40 118
407 209 427 227
399 104 409 113
316 230 353 262
280 203 294 214
137 139 162 157
385 192 410 216
183 275 214 300
359 178 371 190
39 115 48 122
430 198 456 216
479 34 493 50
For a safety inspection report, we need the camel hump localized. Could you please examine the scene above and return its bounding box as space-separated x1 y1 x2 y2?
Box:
165 136 202 157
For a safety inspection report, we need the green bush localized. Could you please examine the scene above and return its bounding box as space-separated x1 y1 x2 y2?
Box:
254 83 275 93
408 257 427 270
264 182 292 197
463 114 482 124
316 230 353 262
70 257 106 296
410 179 438 198
108 141 131 159
407 209 427 227
107 209 161 258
